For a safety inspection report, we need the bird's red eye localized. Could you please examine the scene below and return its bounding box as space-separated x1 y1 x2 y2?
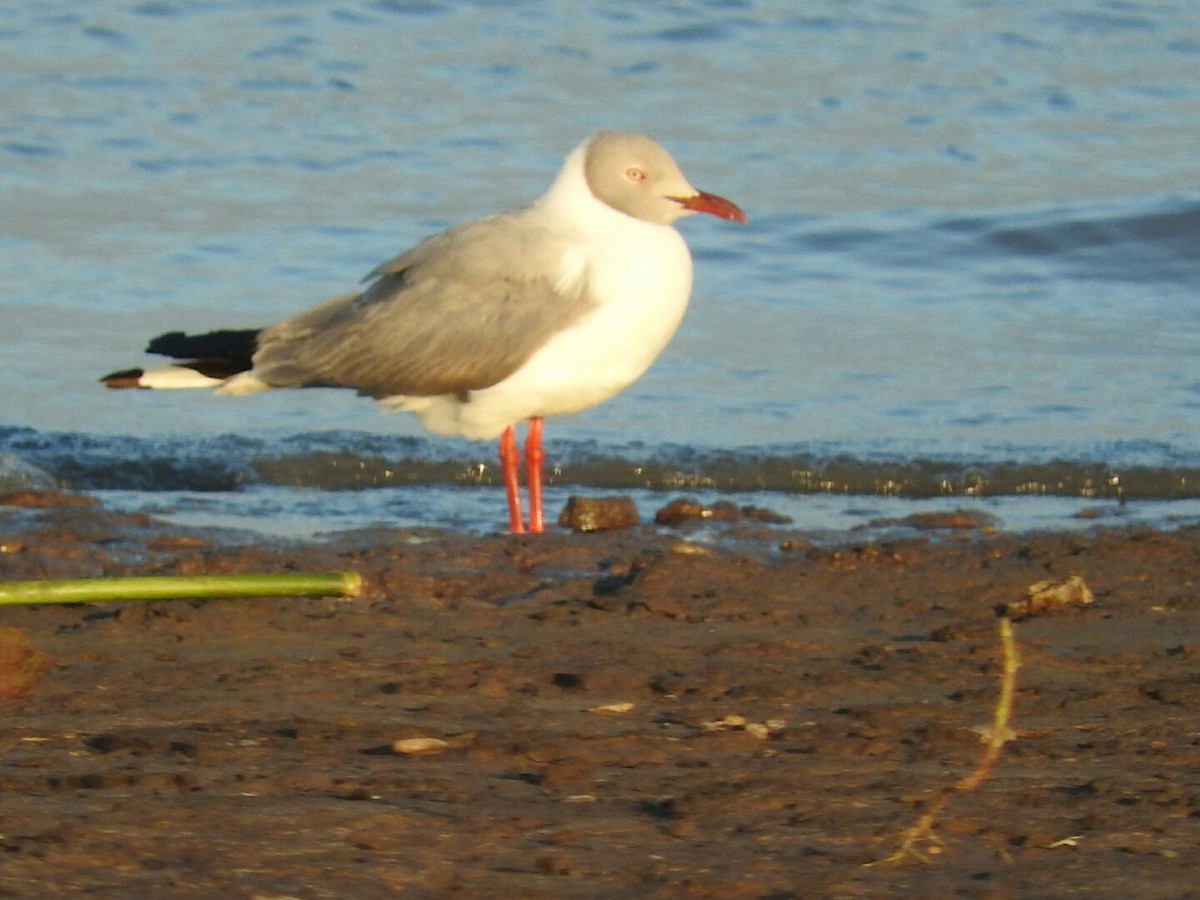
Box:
625 167 646 182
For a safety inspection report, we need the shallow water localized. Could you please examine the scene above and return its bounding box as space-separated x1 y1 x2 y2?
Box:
3 0 1199 534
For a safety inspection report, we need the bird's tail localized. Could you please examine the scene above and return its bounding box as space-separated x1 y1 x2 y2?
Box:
100 328 262 390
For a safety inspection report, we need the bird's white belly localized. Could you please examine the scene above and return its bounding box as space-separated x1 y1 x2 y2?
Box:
391 226 694 441
501 283 688 413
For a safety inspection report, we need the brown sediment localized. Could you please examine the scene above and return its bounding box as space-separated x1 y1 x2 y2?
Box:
1 496 1198 896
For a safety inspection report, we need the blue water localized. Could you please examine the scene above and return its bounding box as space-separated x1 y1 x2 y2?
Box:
3 0 1200 535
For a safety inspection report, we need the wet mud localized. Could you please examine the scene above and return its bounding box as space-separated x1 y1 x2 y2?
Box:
2 496 1199 897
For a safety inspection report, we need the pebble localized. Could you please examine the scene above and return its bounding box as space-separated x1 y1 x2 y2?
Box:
557 496 639 532
391 737 450 755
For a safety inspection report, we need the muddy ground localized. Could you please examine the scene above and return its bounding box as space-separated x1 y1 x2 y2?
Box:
1 494 1198 898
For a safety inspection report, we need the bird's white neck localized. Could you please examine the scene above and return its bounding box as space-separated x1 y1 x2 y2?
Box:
531 139 668 239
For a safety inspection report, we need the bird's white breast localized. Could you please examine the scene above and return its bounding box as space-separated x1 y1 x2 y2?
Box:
403 214 693 441
514 217 694 409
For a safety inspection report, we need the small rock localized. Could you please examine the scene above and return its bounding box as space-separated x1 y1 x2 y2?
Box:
655 498 710 525
557 495 639 532
998 575 1095 621
655 497 790 527
655 498 742 525
898 509 998 531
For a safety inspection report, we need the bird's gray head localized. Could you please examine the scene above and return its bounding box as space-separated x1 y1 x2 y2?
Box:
583 131 746 226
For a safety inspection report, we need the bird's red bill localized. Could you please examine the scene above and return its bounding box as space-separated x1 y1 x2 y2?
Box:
672 190 747 223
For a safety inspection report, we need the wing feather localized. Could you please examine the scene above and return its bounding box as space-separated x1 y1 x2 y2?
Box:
249 211 594 398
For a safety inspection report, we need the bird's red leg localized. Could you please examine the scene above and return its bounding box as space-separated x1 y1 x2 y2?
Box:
525 416 545 534
498 425 525 534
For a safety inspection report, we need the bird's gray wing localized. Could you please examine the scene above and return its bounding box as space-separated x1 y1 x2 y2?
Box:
249 213 595 398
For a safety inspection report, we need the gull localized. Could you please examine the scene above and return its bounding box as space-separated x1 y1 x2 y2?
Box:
102 130 747 533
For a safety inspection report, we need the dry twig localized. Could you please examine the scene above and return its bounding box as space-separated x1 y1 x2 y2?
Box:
867 616 1021 865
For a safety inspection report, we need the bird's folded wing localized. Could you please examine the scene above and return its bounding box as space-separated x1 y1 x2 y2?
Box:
250 213 596 398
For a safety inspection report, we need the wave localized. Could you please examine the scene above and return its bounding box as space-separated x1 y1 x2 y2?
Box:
941 193 1200 282
3 426 1198 502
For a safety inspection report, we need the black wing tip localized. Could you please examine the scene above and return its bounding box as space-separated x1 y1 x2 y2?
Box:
144 330 186 354
146 328 262 362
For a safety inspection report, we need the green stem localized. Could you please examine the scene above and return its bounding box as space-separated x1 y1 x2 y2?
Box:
0 572 362 606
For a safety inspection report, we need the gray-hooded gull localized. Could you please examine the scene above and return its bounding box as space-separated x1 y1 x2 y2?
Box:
102 130 747 533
